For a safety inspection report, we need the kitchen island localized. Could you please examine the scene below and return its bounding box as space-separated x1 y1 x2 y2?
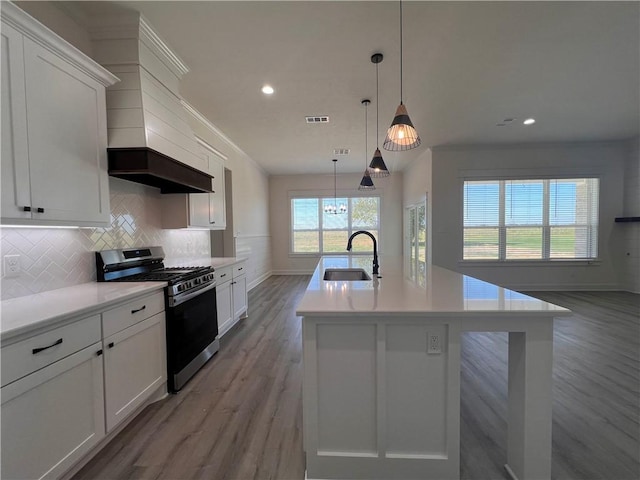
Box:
296 256 570 480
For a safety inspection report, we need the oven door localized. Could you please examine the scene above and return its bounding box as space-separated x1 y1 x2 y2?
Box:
165 282 218 392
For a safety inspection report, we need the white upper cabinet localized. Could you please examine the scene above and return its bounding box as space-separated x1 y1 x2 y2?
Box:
161 141 227 229
0 3 118 227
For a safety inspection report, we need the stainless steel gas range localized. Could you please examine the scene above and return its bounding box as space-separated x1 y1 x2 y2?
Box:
96 246 218 392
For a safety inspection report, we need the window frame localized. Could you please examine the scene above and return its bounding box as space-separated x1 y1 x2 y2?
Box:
289 194 382 256
461 176 600 263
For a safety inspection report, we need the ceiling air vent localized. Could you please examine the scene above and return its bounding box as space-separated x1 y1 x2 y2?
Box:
333 148 350 156
306 116 329 124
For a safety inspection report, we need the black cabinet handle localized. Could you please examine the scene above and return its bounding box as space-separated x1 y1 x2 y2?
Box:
238 267 243 271
36 207 45 213
231 281 236 285
220 273 227 278
96 349 103 356
23 206 31 212
131 305 146 314
108 342 115 349
210 221 216 224
32 338 63 354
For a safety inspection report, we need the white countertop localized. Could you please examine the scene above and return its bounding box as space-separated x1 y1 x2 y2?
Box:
296 256 571 317
0 257 247 343
1 282 166 343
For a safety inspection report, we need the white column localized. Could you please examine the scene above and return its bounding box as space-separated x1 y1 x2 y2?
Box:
505 322 554 480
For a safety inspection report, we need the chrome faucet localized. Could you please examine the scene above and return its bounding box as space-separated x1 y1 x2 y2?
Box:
346 230 379 276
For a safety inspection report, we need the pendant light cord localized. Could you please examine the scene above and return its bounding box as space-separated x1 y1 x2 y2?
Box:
334 160 337 205
399 0 403 105
364 101 368 168
376 62 380 147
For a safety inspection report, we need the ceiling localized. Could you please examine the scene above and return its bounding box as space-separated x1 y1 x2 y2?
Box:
62 1 639 175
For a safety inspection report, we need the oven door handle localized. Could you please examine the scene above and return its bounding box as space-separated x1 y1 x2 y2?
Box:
170 281 217 307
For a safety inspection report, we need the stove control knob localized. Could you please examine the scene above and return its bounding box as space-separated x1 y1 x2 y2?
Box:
194 278 200 285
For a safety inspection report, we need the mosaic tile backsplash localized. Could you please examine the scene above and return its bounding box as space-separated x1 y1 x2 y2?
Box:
0 178 210 300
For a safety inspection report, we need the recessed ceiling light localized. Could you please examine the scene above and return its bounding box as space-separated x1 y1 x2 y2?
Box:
261 85 274 95
523 118 536 125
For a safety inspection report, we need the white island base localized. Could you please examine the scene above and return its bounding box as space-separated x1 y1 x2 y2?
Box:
297 257 569 480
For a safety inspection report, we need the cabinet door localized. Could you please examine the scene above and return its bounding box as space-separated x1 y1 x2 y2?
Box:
187 146 215 227
232 274 248 320
208 152 226 228
188 191 213 228
1 343 105 480
216 280 234 336
103 312 166 432
22 37 110 225
1 22 31 221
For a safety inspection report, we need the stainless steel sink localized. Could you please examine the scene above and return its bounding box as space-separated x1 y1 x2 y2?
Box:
323 268 371 281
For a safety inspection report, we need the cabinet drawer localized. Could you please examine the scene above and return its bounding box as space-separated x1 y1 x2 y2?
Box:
102 291 165 338
232 263 246 278
1 314 101 387
216 266 232 284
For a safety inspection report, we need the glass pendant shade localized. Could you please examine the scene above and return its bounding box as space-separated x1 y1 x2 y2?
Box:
383 103 421 151
369 148 390 178
358 169 375 190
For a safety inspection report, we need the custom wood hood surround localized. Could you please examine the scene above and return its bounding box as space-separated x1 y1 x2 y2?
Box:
108 147 212 194
90 12 213 193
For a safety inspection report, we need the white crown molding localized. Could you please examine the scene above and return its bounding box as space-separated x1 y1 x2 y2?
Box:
432 139 632 153
138 15 189 78
181 100 268 176
89 11 189 79
1 1 119 87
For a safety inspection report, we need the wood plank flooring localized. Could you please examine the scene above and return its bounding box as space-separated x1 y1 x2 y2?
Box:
72 280 639 480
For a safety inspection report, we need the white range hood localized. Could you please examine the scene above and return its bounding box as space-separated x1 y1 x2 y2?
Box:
90 12 212 193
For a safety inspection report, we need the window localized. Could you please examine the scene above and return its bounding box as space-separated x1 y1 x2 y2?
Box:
291 196 380 254
463 178 599 261
406 201 427 285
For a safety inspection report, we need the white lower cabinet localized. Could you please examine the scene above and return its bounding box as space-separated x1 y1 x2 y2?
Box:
103 312 166 432
216 262 248 337
1 342 105 480
0 289 167 479
216 277 234 336
232 273 248 320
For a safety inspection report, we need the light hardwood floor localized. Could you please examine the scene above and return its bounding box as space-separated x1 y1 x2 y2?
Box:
73 279 639 480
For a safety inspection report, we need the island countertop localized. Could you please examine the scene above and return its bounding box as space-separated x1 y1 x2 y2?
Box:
296 256 570 317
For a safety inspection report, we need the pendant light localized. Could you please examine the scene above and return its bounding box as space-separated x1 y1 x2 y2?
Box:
325 159 347 214
383 0 421 152
359 99 375 191
369 53 390 177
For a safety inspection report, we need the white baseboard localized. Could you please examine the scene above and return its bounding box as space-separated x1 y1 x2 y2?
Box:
512 282 622 291
272 269 315 275
248 270 272 291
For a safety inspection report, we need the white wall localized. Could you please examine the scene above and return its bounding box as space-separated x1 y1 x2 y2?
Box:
13 1 93 56
618 137 640 293
431 142 627 291
402 149 433 262
269 172 404 274
185 109 272 290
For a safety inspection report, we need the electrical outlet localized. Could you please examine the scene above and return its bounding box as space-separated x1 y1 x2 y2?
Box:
4 254 21 278
427 332 442 354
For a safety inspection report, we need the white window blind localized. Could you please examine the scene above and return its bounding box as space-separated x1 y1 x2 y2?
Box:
463 178 599 260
